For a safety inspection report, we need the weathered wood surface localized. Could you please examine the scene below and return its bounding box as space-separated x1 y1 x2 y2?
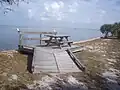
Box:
23 37 50 40
18 30 57 50
67 49 85 71
32 47 81 73
54 51 80 72
21 31 57 34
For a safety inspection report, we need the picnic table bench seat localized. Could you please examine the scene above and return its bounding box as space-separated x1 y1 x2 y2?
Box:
59 41 73 47
41 37 56 43
41 37 50 41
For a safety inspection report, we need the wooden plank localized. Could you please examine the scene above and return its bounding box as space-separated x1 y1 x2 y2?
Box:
22 31 57 34
72 48 83 53
34 65 58 69
34 60 56 65
54 51 80 72
67 49 85 71
23 38 42 40
32 47 59 73
70 45 84 53
23 37 50 41
33 65 59 73
45 34 70 37
33 67 58 73
32 47 81 73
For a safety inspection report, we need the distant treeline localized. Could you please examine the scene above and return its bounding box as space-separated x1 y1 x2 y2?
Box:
100 22 120 38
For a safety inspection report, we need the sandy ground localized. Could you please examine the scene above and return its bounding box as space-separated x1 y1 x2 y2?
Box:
0 38 120 90
74 38 120 90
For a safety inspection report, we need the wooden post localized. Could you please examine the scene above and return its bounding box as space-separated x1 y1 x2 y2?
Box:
17 29 23 49
20 32 23 47
40 34 42 45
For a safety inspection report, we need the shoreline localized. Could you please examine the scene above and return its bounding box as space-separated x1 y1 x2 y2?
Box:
0 37 101 51
73 37 100 44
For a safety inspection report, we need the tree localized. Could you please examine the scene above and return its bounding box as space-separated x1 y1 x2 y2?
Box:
0 0 28 14
100 22 120 39
0 0 23 5
100 24 112 38
112 22 119 36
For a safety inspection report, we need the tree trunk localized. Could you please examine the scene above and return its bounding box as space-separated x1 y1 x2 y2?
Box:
117 31 120 39
104 31 108 38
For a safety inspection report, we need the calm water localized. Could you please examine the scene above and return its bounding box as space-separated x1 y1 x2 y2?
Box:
0 26 102 50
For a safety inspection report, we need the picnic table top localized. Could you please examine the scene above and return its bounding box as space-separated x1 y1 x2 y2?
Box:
45 34 70 38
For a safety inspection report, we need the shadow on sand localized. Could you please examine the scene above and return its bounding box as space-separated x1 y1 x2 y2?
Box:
18 50 33 73
27 54 33 73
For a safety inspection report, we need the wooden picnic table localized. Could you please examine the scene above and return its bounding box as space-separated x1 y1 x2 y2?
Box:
44 34 72 48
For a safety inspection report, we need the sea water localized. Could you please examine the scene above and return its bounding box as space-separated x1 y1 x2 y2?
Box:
0 26 102 50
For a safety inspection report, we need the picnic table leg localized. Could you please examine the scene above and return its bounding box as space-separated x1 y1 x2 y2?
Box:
58 44 62 49
40 34 42 45
65 36 70 46
46 37 52 46
59 37 64 41
54 37 62 49
65 36 69 41
68 43 71 47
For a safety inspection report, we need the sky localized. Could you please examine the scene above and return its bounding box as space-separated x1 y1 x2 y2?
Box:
0 0 120 28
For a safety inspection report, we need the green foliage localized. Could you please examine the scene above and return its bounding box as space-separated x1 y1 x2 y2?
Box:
0 0 24 5
0 0 28 14
100 24 112 38
100 22 120 38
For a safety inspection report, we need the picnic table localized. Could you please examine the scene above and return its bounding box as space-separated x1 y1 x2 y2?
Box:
44 34 73 48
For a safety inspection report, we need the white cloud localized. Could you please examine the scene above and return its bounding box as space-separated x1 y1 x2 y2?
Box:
86 18 92 23
59 1 64 8
28 9 33 19
44 4 49 11
68 2 78 13
1 0 120 28
44 1 64 12
43 1 65 20
56 12 65 20
51 2 60 10
69 8 77 13
95 0 99 3
40 17 49 21
100 9 106 14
